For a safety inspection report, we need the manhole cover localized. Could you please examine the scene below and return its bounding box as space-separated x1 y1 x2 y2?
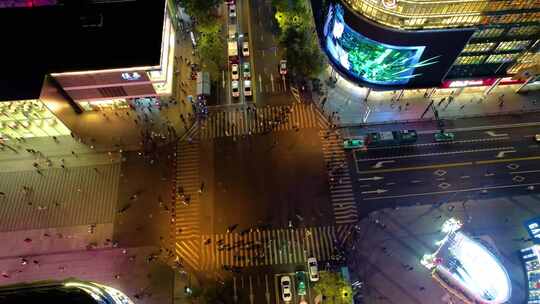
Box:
438 182 451 189
434 169 447 177
507 163 520 170
513 175 525 183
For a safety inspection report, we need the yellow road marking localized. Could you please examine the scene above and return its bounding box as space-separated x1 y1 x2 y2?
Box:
359 162 473 174
359 155 540 174
476 155 540 165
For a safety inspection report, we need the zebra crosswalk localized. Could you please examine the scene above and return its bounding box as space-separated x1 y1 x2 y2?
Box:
320 130 359 225
173 127 202 270
199 226 338 270
199 103 328 139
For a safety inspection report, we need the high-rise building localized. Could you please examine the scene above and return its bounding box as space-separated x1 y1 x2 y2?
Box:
312 0 540 90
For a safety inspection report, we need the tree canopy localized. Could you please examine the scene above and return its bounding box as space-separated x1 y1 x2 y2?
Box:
312 272 353 304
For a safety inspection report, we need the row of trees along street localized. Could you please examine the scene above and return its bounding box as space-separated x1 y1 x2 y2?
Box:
177 0 225 82
272 0 325 80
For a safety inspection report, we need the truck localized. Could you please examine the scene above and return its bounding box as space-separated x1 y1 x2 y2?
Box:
228 41 238 63
365 130 417 147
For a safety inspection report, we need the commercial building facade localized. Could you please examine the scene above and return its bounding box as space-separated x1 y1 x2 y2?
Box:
0 0 175 140
313 0 540 90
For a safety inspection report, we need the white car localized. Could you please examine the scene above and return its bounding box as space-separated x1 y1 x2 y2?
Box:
231 80 240 98
229 4 236 18
307 257 319 282
535 134 540 142
243 80 252 97
231 63 239 80
280 276 292 302
242 41 249 57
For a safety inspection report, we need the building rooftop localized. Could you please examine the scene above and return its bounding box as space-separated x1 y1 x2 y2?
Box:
0 0 166 101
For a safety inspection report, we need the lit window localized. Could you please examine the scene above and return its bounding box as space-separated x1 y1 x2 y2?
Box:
455 55 486 65
472 28 504 38
496 40 531 51
507 25 540 37
462 42 495 53
485 53 519 63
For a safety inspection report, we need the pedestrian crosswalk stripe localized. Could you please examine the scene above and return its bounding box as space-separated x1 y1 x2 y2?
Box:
199 103 327 139
320 130 359 225
198 226 338 270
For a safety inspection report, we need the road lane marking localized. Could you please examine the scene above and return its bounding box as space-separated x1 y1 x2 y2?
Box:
496 150 516 158
510 170 540 175
361 189 387 194
363 137 509 151
359 162 473 174
357 176 384 181
372 160 395 168
415 121 540 135
486 131 508 137
476 155 540 165
360 155 540 174
362 182 540 201
357 146 516 162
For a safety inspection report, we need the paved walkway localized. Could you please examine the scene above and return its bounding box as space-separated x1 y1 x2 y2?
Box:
0 164 120 232
312 67 540 126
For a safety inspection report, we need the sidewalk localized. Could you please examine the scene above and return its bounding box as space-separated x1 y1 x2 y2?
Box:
312 67 540 126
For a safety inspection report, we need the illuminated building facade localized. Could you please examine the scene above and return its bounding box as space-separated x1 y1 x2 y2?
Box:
312 0 540 89
0 0 175 140
422 218 513 304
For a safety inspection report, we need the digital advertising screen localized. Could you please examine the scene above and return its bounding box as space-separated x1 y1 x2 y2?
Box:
317 2 475 89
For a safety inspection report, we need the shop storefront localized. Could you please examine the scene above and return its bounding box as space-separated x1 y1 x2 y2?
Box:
0 99 70 140
520 246 540 303
49 3 176 112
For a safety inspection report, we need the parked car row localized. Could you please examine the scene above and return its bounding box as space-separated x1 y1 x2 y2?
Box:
280 257 319 302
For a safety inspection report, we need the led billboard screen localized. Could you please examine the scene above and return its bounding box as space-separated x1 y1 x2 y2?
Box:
318 2 474 89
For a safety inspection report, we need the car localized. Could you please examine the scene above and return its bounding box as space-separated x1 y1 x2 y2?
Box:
242 62 251 79
228 4 236 18
231 80 240 98
343 138 366 151
279 59 287 75
228 27 237 41
231 63 239 80
242 41 249 57
296 271 307 296
243 80 252 97
434 132 455 142
535 134 540 142
307 257 320 282
280 276 292 302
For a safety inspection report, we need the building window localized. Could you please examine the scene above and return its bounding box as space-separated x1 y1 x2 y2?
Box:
485 53 519 63
472 28 505 39
496 40 531 51
462 42 496 53
507 25 540 37
455 55 486 65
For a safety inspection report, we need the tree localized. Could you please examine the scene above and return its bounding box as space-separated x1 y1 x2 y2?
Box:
178 0 220 25
273 0 324 79
196 20 225 80
313 272 353 304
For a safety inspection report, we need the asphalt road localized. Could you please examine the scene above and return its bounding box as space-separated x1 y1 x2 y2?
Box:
211 128 332 233
247 0 291 106
347 124 540 214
